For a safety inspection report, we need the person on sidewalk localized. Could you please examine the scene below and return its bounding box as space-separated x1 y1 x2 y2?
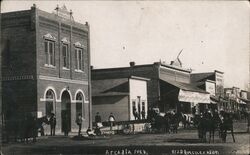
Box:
108 113 115 131
49 113 56 136
141 109 146 120
76 114 83 136
95 112 102 126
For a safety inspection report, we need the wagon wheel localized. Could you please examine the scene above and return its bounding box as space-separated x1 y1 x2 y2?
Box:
123 124 133 134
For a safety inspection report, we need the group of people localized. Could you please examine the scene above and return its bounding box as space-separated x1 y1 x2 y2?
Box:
19 113 83 139
148 110 183 134
85 112 116 137
132 107 146 120
4 112 54 143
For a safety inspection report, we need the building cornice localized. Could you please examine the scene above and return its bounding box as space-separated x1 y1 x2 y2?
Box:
39 75 88 85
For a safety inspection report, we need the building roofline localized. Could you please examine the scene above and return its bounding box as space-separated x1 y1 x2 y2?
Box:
130 76 150 81
92 64 154 71
158 62 191 73
205 79 216 83
92 62 191 73
2 5 89 31
1 8 31 15
191 72 214 75
214 70 224 74
36 8 88 30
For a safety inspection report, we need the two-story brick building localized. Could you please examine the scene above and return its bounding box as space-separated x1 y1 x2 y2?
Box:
1 5 92 136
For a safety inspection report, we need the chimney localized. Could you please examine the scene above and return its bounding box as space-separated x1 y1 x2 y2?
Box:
31 4 36 9
129 61 135 67
170 61 174 65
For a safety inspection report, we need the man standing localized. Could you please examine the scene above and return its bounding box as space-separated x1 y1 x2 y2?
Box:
49 113 56 136
76 114 83 136
141 109 146 120
133 107 137 120
108 113 115 131
95 112 101 126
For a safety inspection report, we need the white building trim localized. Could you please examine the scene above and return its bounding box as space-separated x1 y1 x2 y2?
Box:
59 88 73 102
39 75 88 85
40 86 58 102
74 89 89 103
43 33 56 40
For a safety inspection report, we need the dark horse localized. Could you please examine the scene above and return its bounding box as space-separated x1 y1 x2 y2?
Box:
36 116 50 136
21 115 49 142
198 111 235 143
198 112 221 143
220 112 235 143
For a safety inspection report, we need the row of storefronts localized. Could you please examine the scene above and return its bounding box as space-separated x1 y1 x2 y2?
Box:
91 60 250 122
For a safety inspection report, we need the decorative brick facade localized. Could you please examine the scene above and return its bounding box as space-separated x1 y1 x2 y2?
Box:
1 5 91 136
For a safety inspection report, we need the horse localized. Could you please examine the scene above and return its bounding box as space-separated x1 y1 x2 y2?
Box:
219 112 235 143
198 112 221 143
36 116 50 136
152 114 166 133
168 113 181 133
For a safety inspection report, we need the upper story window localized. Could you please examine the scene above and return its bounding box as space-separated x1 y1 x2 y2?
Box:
43 33 56 68
75 48 83 71
44 40 55 67
74 41 85 72
62 44 69 69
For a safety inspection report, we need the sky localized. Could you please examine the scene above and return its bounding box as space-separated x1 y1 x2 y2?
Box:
1 1 249 90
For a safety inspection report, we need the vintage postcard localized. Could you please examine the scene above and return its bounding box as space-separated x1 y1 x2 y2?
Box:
0 1 249 155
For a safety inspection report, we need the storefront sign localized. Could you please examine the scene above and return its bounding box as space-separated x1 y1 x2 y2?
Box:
178 89 210 103
205 81 215 96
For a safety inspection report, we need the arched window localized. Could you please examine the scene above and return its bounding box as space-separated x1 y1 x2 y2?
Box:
46 89 55 116
76 92 84 119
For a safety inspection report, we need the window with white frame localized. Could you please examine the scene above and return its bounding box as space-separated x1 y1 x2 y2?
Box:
44 40 55 67
62 44 69 69
75 48 83 71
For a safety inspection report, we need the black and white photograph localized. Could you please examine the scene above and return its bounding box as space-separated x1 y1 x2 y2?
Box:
0 1 249 155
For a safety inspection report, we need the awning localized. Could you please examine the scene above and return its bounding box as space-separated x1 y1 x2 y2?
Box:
160 78 209 93
210 95 228 104
239 101 246 105
238 97 250 104
160 78 210 103
178 89 210 103
210 95 219 103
